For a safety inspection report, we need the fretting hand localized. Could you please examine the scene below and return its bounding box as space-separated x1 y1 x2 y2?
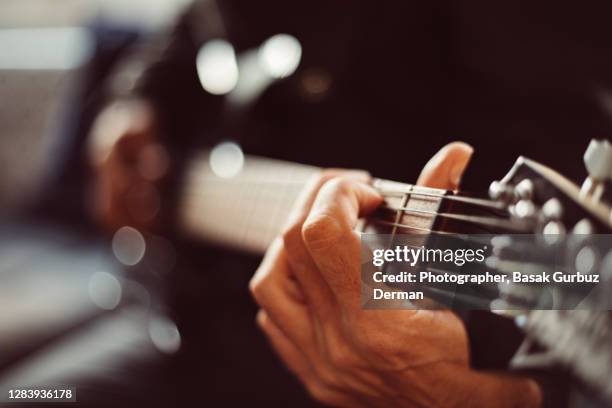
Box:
250 142 542 408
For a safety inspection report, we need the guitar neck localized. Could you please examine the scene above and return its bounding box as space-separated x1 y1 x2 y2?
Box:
179 153 321 253
178 151 519 311
178 151 524 255
179 152 440 253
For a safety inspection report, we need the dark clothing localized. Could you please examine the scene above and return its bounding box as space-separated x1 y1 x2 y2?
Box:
137 1 612 186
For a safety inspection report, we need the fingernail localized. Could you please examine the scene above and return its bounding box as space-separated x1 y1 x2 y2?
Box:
449 162 464 188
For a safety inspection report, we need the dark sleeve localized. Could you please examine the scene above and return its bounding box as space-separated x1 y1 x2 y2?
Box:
102 0 227 155
103 1 227 231
132 1 225 153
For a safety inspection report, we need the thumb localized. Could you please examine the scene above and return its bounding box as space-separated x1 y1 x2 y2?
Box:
416 142 474 190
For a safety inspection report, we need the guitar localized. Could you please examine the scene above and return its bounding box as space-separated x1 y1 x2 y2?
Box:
178 140 612 405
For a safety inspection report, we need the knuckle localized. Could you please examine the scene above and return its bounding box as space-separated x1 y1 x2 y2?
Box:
312 364 339 388
255 310 268 329
301 213 343 250
303 171 339 197
352 323 405 368
249 270 270 305
281 221 303 253
328 341 354 369
306 383 337 405
352 317 389 352
324 176 354 196
248 276 259 297
248 280 262 304
317 169 343 184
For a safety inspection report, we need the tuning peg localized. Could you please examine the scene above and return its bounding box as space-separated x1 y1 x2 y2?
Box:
512 199 536 219
573 218 594 234
584 139 612 180
541 220 566 244
542 198 563 220
515 179 534 200
489 181 516 203
581 139 612 201
574 245 599 274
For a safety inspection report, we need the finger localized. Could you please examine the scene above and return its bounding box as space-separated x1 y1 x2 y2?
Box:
416 141 473 190
282 171 369 316
286 170 370 228
257 310 361 407
250 239 316 350
256 310 316 381
302 178 383 309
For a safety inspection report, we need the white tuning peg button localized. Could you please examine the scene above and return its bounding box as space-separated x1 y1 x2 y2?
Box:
584 139 612 181
542 198 563 220
581 139 612 201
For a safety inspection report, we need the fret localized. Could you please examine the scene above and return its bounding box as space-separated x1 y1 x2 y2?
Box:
369 179 442 236
390 187 411 239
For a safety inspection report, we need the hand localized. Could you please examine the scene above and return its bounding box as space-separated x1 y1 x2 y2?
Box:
88 99 169 231
250 142 542 407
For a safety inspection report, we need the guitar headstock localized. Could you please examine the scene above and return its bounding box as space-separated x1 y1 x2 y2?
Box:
486 142 612 310
488 148 612 236
364 141 612 401
486 141 612 402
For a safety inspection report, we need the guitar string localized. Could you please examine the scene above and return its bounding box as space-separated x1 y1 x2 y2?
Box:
376 205 526 232
183 176 529 309
185 168 505 210
182 185 514 232
374 189 505 210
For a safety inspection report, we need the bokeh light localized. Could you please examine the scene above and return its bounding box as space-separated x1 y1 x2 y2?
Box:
196 39 239 95
148 315 181 354
258 34 302 79
88 271 122 310
209 141 244 178
112 226 146 266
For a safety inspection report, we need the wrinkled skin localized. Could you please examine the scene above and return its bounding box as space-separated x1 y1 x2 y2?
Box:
250 143 542 408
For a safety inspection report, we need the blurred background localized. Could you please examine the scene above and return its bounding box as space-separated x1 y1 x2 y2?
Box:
3 1 612 407
0 1 295 406
0 1 189 406
0 0 187 212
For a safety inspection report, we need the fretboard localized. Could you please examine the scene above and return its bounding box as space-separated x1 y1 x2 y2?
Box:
177 151 527 313
178 152 448 253
180 153 319 253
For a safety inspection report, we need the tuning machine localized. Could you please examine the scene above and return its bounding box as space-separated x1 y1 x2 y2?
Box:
572 218 594 235
489 178 541 232
488 180 517 204
581 139 612 202
539 198 566 243
513 179 538 218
